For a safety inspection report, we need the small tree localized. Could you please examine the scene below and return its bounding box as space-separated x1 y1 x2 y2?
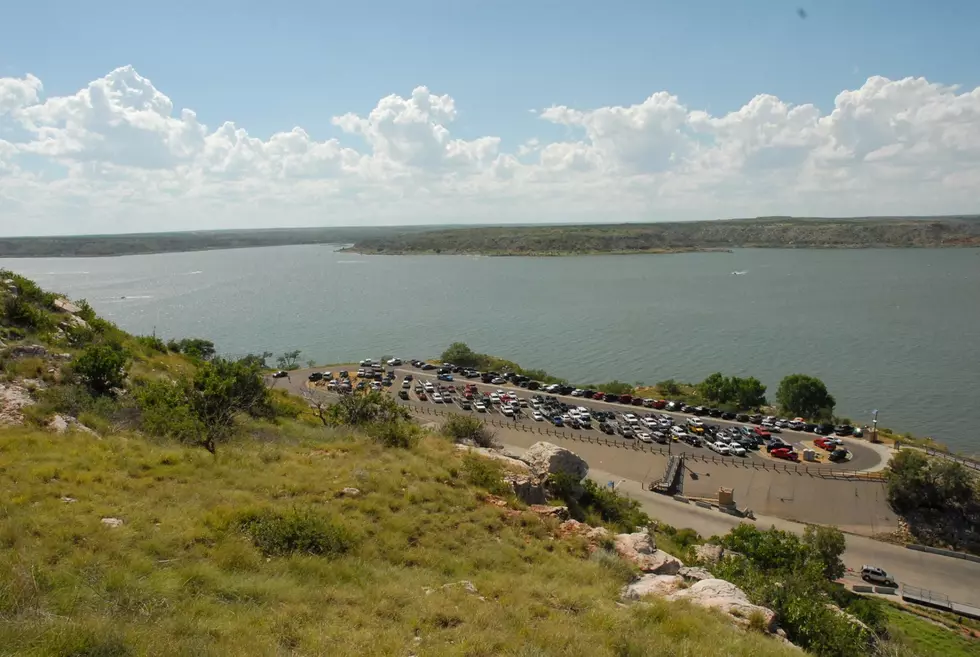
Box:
439 342 485 368
277 349 302 370
187 358 272 453
733 376 767 409
175 338 216 361
802 525 846 581
73 343 129 396
776 374 835 419
442 414 497 448
657 379 681 396
329 389 409 426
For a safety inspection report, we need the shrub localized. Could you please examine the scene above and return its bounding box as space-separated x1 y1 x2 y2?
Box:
367 420 421 449
461 453 511 496
237 507 356 557
442 414 497 447
589 548 637 584
135 335 168 353
73 343 130 396
657 379 681 396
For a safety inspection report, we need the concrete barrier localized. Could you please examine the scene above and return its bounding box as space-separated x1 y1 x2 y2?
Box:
906 544 980 564
874 586 898 595
851 585 874 593
673 495 689 503
694 501 713 510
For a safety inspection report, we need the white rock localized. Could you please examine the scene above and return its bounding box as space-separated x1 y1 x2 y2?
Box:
678 566 714 581
48 414 70 433
61 496 77 503
455 445 531 472
523 442 589 480
614 532 685 574
340 487 361 497
101 517 124 528
667 579 776 632
622 574 685 600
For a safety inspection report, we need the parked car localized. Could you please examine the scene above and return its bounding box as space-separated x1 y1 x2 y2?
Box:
398 390 409 400
431 393 443 403
637 432 653 443
860 566 897 587
721 411 736 420
272 371 288 379
728 442 746 457
766 439 790 453
308 371 323 382
829 448 849 462
532 411 544 421
834 425 854 436
475 402 486 412
753 426 771 439
710 441 732 455
770 447 799 461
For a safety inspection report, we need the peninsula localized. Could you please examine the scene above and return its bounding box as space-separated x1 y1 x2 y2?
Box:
344 216 980 256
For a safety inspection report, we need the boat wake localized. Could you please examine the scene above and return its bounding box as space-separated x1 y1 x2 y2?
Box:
731 270 748 276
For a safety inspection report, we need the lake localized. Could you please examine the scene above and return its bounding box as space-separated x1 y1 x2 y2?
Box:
3 246 978 453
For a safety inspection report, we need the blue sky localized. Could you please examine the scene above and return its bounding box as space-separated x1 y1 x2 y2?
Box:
6 0 978 147
1 1 979 234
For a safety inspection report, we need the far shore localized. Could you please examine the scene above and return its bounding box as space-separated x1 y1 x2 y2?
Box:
339 246 734 257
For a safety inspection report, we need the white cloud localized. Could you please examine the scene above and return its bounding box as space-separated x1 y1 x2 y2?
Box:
0 66 979 236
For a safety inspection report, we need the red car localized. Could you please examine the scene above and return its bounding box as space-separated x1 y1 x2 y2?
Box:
619 394 633 405
771 447 799 462
593 392 605 400
632 397 645 406
754 426 771 439
814 437 836 451
652 399 667 409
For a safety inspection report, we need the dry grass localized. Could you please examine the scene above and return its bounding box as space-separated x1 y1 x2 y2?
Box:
0 425 801 657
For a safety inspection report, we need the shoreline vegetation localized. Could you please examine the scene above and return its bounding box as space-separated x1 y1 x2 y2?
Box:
344 216 980 257
1 215 978 258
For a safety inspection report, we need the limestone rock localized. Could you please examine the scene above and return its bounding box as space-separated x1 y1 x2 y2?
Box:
694 544 741 564
585 526 610 542
454 444 531 472
678 566 714 582
667 579 776 632
53 298 83 314
48 414 70 433
101 517 124 528
424 580 484 601
339 487 361 497
529 504 569 521
614 532 685 574
621 574 685 600
8 344 47 358
523 442 589 480
0 382 35 426
505 472 547 505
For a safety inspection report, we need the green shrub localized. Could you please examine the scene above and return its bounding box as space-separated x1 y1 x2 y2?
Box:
442 414 496 447
461 453 511 496
73 343 130 396
588 548 637 584
135 335 168 353
367 420 421 449
236 508 356 557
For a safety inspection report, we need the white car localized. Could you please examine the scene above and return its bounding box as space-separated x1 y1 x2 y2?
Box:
402 380 411 389
687 417 704 428
571 389 584 397
424 382 434 392
489 393 500 403
670 426 687 439
712 441 731 455
519 398 528 407
728 442 746 456
762 422 782 433
475 402 486 413
532 411 544 421
502 406 514 417
491 377 507 384
431 393 443 403
623 413 637 421
637 432 653 443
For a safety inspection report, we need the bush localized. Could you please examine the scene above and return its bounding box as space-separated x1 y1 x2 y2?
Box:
367 420 421 449
461 453 511 496
237 507 356 557
73 343 129 396
442 414 497 447
135 335 168 353
657 379 682 396
134 378 202 443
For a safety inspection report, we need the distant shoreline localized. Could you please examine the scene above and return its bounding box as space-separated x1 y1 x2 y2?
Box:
341 246 735 257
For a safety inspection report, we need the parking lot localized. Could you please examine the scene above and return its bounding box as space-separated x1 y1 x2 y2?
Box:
379 363 884 472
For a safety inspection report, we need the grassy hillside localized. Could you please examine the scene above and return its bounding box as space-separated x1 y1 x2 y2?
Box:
0 428 809 657
346 216 980 256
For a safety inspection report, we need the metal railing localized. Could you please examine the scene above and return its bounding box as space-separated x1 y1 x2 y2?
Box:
924 448 980 471
404 402 886 481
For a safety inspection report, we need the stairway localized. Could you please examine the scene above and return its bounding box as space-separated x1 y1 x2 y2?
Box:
652 455 684 495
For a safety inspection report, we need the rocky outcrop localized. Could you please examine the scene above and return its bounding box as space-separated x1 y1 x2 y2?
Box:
523 442 589 480
622 574 685 599
101 517 124 528
678 566 714 582
0 382 35 425
454 444 531 473
694 544 741 565
529 504 569 521
667 579 777 632
614 532 684 574
53 298 82 314
505 472 547 505
7 344 46 358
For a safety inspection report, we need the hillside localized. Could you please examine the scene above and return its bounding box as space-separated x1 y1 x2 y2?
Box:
1 270 976 656
345 216 980 256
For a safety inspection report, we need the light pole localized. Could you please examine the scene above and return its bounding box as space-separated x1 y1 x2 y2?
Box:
871 409 879 444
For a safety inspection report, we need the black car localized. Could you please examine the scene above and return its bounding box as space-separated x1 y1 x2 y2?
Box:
308 372 323 382
583 390 595 398
815 423 834 435
398 390 409 400
421 363 436 371
829 448 849 462
605 394 620 403
804 423 818 433
404 374 413 381
527 381 541 390
708 408 722 417
682 434 702 447
272 370 288 379
834 425 854 436
721 411 736 420
766 439 790 453
736 414 749 422
339 370 349 378
693 406 707 415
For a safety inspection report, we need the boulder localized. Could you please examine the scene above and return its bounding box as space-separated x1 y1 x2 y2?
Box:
614 532 684 574
101 517 124 528
505 473 547 505
621 574 685 600
339 487 361 497
529 504 569 521
8 344 47 358
667 579 777 632
523 442 589 480
53 298 83 314
694 544 741 564
47 415 70 433
678 566 714 582
585 526 611 542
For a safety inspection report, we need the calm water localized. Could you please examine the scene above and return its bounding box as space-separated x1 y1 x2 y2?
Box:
3 246 979 453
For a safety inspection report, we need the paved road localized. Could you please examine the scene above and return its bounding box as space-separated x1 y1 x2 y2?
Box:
271 366 980 607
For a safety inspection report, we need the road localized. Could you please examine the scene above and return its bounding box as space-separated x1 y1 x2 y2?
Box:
271 365 980 606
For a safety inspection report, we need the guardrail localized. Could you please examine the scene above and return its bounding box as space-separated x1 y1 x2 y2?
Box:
906 543 980 564
902 585 953 610
403 402 886 481
924 447 980 471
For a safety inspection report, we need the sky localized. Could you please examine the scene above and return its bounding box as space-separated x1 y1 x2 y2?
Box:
1 1 979 236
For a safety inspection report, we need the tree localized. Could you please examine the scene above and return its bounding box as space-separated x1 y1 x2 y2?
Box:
442 414 497 448
802 525 846 581
698 372 729 402
239 351 273 369
277 349 302 370
328 389 409 427
776 374 835 418
657 379 681 396
186 358 272 453
73 343 129 396
733 376 767 409
173 338 216 361
439 342 486 368
698 373 767 409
